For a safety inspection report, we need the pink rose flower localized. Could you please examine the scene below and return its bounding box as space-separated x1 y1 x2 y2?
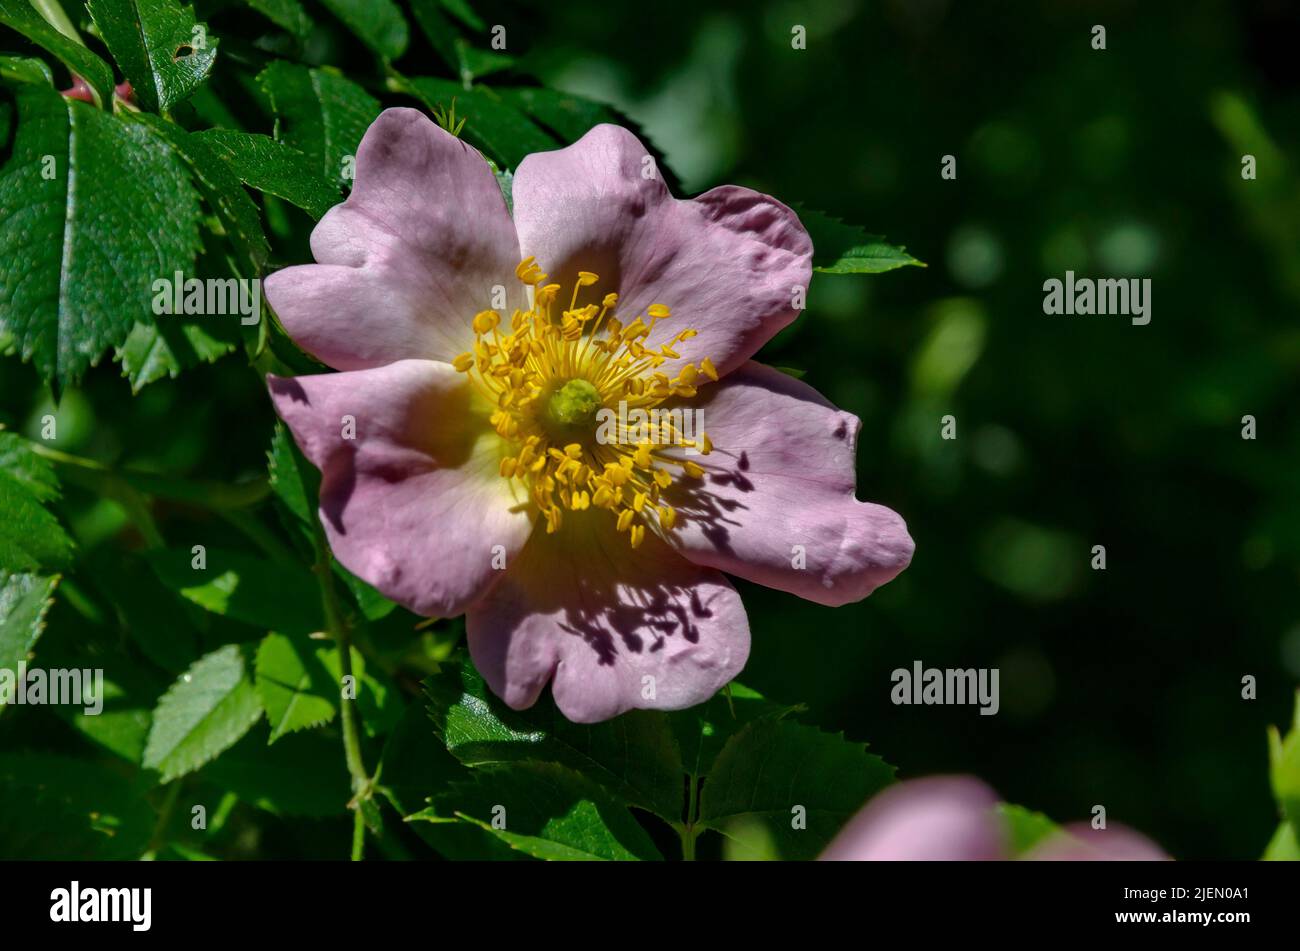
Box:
820 776 1169 861
266 108 914 722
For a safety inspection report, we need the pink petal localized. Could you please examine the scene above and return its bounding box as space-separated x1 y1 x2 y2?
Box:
820 776 1006 861
268 360 534 616
466 512 749 723
1027 822 1170 861
265 108 526 370
661 362 913 606
512 125 812 382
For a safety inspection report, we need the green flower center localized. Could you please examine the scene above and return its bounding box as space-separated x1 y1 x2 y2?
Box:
545 378 603 431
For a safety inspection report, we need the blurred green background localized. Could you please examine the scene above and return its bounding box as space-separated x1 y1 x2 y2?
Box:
3 0 1298 859
517 0 1300 860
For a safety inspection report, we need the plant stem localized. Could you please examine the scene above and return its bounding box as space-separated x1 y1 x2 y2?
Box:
680 825 698 861
679 772 701 861
312 518 373 859
140 781 184 860
351 809 366 861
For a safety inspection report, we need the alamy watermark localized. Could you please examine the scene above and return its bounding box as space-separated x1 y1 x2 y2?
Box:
1042 271 1151 326
595 401 705 453
0 663 104 715
891 661 1000 716
151 271 262 325
50 882 150 931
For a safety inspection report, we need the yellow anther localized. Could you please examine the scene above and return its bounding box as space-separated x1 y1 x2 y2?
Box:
516 257 548 285
458 264 721 548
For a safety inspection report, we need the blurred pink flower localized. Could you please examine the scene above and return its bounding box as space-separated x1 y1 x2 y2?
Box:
267 108 913 722
820 776 1169 861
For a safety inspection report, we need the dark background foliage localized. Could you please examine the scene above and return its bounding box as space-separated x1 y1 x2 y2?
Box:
517 0 1300 860
1 0 1297 860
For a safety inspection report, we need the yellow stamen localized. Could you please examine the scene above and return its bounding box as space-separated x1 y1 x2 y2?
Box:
453 264 721 547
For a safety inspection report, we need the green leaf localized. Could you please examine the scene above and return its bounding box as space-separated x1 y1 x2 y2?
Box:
254 630 338 741
147 546 323 633
499 87 617 144
0 53 54 86
494 165 512 214
438 0 483 31
402 76 556 169
407 0 461 71
697 719 894 860
0 431 59 501
0 570 58 695
1263 821 1300 861
243 0 311 37
998 802 1060 856
426 660 684 819
452 40 514 84
378 701 521 859
194 129 340 220
335 563 397 621
126 111 270 274
268 422 318 525
203 726 351 817
143 643 264 782
0 0 115 106
258 61 381 188
798 206 923 274
0 85 202 386
86 0 218 114
255 629 399 742
0 433 72 572
38 608 168 762
86 548 201 672
415 761 664 860
317 0 408 60
1268 690 1300 842
669 682 800 780
0 478 71 571
0 752 155 858
115 312 239 392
